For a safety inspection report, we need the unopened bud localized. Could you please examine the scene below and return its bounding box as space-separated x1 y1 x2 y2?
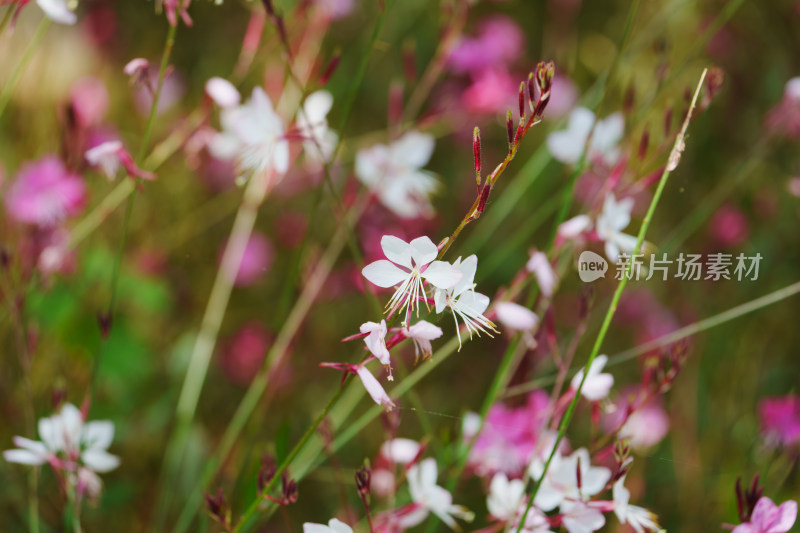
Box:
638 128 649 160
518 81 526 120
258 455 277 494
320 51 341 85
506 110 514 150
282 474 298 505
473 127 481 186
355 466 371 497
527 72 536 111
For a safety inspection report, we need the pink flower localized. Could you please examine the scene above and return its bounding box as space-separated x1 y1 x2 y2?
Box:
449 16 524 74
4 156 86 227
709 204 749 247
733 497 797 533
765 77 800 139
602 389 669 450
758 395 800 447
356 364 395 411
461 68 519 114
526 250 558 298
467 391 552 477
219 324 271 386
69 77 109 128
222 232 274 287
402 320 443 361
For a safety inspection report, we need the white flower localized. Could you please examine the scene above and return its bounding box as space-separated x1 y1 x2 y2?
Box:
355 365 395 411
356 130 438 218
297 90 338 165
380 438 421 464
36 0 77 25
303 518 353 533
488 473 555 532
205 77 241 108
360 320 390 366
526 251 558 298
546 107 624 165
405 458 474 530
209 87 289 180
4 403 120 495
561 500 606 533
530 448 611 512
85 141 123 179
558 215 593 241
433 255 497 349
596 193 638 264
362 235 461 321
613 476 661 533
570 354 614 401
495 302 539 349
402 320 443 361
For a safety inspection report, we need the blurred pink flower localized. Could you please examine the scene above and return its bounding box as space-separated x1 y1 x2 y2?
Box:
4 156 86 227
758 395 800 447
765 77 800 139
544 75 579 119
602 388 669 450
449 16 524 74
69 77 109 128
222 232 274 286
316 0 355 20
709 204 749 247
466 391 551 477
219 323 271 386
135 71 185 116
733 497 797 533
461 68 519 114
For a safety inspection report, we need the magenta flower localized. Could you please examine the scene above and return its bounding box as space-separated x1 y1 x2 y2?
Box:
221 232 274 286
4 156 86 227
449 16 524 74
733 497 797 533
758 395 800 447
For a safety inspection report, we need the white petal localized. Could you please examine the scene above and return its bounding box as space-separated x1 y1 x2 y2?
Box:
304 91 334 122
458 291 490 316
82 421 114 451
205 77 241 108
434 288 447 314
591 112 625 153
3 449 47 465
355 145 389 187
362 260 409 288
59 404 84 447
356 366 394 410
495 302 538 331
526 251 558 298
82 449 120 473
558 215 593 239
38 416 62 451
451 255 478 296
380 438 421 464
604 240 621 264
422 261 462 290
408 236 438 266
406 321 443 341
390 130 435 169
328 519 354 533
36 0 77 25
380 235 412 268
582 374 614 401
272 140 290 175
303 524 332 533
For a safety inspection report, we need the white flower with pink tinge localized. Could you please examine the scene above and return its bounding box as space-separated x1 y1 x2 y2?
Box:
433 255 498 349
356 130 439 219
362 236 461 322
570 354 614 401
487 473 555 532
596 193 639 264
303 518 353 533
613 476 662 533
560 500 606 533
401 458 474 530
732 496 797 533
355 364 395 411
360 320 391 366
529 448 611 512
4 403 119 499
402 320 443 361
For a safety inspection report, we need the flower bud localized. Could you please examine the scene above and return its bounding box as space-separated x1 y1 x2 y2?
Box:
473 127 481 186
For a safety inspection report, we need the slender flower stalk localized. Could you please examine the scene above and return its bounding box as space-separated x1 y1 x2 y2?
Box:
514 68 709 532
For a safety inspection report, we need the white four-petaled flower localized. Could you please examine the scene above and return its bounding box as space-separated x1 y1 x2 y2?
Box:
570 354 614 401
546 107 624 166
433 255 497 349
297 90 338 166
404 458 474 530
362 235 461 321
596 193 638 264
529 448 611 512
356 131 439 218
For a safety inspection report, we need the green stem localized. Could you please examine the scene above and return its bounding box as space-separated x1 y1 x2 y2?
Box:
0 19 50 121
514 68 708 532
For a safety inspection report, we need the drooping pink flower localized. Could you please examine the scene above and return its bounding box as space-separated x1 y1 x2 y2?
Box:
732 497 797 533
461 68 519 114
758 395 800 447
4 156 86 227
709 204 749 247
449 16 524 74
219 323 271 386
220 232 274 287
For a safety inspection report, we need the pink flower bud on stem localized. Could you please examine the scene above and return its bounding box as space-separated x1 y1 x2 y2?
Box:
473 126 481 187
518 81 526 121
320 50 341 85
506 110 514 152
638 128 650 160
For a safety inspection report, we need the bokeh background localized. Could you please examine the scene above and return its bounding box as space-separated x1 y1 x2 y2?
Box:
1 0 799 531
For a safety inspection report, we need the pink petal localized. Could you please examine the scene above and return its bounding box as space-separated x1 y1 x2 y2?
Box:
771 500 797 532
356 366 394 411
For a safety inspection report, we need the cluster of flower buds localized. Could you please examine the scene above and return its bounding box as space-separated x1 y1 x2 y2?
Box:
643 339 690 394
735 474 764 523
204 488 232 532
